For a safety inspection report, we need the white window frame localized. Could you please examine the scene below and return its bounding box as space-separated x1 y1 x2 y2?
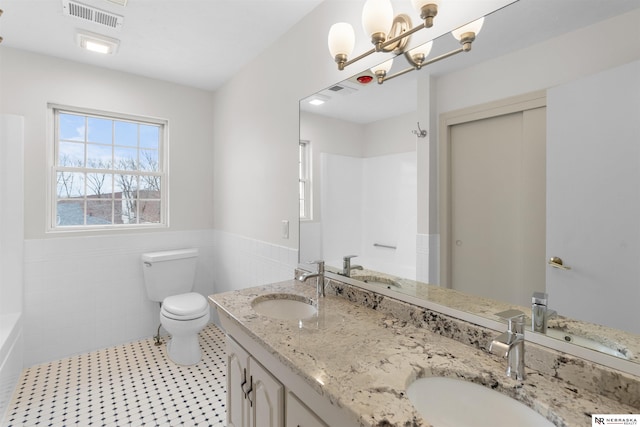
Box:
299 140 312 221
47 104 169 232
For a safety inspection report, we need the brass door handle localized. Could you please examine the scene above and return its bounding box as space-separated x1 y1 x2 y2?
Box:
548 256 571 270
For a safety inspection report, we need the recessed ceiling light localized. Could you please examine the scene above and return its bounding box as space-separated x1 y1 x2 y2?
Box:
76 30 119 54
307 94 329 106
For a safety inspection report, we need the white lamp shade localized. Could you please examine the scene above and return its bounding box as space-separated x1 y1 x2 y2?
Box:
371 58 394 74
451 16 485 40
411 0 441 12
362 0 393 37
328 23 355 58
409 40 433 58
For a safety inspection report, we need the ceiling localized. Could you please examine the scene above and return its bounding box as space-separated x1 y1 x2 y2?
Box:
1 0 638 97
0 0 323 91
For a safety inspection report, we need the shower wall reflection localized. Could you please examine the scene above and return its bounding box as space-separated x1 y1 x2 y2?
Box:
299 109 418 279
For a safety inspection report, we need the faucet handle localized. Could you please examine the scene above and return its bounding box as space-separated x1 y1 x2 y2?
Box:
343 254 358 260
507 314 525 334
495 309 525 333
306 260 324 272
532 291 548 306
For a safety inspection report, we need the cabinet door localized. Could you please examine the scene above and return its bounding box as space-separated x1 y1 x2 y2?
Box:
250 358 284 427
227 338 251 427
285 392 328 427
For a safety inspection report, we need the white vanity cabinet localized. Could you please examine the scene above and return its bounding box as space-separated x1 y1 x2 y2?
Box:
218 309 358 427
285 392 328 427
227 337 284 427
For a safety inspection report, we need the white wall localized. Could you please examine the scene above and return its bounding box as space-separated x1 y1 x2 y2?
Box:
0 114 24 419
435 8 640 115
0 47 217 365
300 111 365 224
363 113 417 157
0 115 24 317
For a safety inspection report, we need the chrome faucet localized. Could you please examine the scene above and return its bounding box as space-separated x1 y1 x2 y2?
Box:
489 311 526 380
296 260 326 297
341 255 363 277
531 292 557 333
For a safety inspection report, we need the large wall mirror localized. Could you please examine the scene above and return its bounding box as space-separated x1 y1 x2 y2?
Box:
299 0 640 374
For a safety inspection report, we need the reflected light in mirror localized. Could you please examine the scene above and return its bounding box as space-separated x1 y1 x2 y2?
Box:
407 40 434 64
371 58 395 84
307 94 329 106
371 58 394 74
451 16 485 40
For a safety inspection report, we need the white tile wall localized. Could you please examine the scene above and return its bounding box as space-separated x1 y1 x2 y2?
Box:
22 228 297 367
23 230 215 367
212 230 298 294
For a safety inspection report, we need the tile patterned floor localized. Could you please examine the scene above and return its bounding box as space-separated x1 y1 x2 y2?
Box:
3 324 227 427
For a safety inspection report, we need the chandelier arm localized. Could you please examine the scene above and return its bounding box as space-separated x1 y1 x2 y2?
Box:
420 46 465 67
380 45 467 84
342 46 378 69
340 19 428 70
379 65 417 84
379 21 426 53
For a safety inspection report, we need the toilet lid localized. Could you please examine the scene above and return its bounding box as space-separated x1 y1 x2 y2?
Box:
162 292 208 318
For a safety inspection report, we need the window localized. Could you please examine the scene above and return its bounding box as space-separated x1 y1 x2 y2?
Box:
50 105 167 230
299 140 311 220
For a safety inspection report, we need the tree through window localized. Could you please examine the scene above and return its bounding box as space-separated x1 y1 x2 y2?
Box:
52 106 167 229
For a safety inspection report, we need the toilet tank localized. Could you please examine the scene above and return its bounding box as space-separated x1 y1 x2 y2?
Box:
142 248 198 302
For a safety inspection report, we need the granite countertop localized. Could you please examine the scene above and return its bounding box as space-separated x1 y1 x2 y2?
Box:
343 268 638 363
209 279 637 427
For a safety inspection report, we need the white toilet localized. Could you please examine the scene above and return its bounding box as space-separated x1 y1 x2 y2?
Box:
141 248 210 366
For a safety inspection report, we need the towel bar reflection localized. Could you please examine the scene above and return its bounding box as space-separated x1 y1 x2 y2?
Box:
374 243 397 250
548 256 571 270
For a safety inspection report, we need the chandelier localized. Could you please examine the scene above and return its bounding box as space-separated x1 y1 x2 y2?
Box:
327 0 485 84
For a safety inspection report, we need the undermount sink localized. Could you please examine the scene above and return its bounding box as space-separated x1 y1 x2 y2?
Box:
406 377 554 427
353 275 402 289
251 294 317 320
545 328 628 360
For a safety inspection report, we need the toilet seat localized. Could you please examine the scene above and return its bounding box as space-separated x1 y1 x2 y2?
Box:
161 292 209 321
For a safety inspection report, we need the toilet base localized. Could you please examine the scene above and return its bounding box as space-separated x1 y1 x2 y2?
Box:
166 334 202 366
161 310 210 366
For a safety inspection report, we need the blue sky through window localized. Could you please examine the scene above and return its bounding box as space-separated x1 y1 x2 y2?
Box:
55 109 164 228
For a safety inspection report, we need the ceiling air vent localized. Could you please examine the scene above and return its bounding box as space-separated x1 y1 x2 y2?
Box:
62 0 124 29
